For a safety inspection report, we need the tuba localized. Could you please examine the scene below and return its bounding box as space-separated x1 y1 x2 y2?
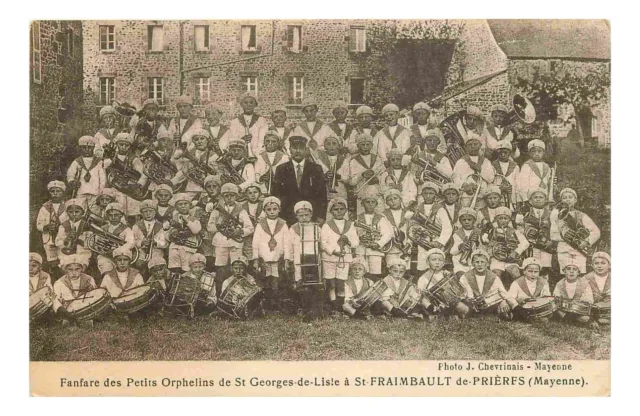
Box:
181 149 217 188
113 100 138 133
354 221 393 253
487 227 520 262
503 94 537 127
85 223 140 263
215 204 245 243
142 150 178 185
406 208 443 251
438 111 467 166
556 203 595 256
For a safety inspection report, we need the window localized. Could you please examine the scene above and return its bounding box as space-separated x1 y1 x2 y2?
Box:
148 25 164 51
350 77 365 104
32 22 41 84
195 77 210 104
67 28 74 56
287 25 302 52
241 25 257 51
288 75 304 104
194 25 209 51
241 76 258 96
148 77 164 104
99 77 116 105
349 26 366 52
99 25 115 51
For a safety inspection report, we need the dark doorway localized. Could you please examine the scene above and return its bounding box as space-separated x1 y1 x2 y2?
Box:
389 40 455 109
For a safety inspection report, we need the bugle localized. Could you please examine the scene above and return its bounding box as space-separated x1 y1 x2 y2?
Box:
458 229 480 266
464 173 484 209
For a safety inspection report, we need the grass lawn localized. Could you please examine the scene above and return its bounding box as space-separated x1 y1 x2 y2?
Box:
30 313 610 361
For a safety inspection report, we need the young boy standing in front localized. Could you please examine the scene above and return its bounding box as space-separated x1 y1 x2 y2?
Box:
252 196 291 311
288 201 324 321
36 180 67 278
208 183 254 294
321 198 360 312
354 186 394 283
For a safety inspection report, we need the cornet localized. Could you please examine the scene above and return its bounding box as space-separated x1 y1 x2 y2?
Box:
493 174 513 210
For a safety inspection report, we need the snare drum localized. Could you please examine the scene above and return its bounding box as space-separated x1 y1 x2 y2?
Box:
66 288 113 322
29 287 53 321
218 277 263 320
472 289 504 311
348 280 388 310
556 298 592 316
198 272 216 305
397 283 422 315
521 296 557 319
164 273 201 318
113 284 158 314
425 273 466 308
592 300 611 320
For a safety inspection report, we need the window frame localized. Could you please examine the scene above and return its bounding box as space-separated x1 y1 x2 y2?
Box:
194 76 211 104
241 25 257 52
99 25 115 52
99 77 116 106
288 75 304 104
241 75 258 96
194 25 210 52
148 77 164 105
32 22 41 84
287 25 303 53
349 26 367 53
147 25 164 52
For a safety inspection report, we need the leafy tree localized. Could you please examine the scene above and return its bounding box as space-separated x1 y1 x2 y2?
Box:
514 63 610 141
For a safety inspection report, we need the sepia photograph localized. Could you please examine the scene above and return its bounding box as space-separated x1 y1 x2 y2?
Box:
28 18 611 392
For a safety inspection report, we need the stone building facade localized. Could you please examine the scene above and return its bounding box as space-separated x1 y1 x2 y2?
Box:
30 20 84 233
83 19 383 128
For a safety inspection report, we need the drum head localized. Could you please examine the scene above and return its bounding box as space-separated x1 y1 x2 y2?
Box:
67 288 109 313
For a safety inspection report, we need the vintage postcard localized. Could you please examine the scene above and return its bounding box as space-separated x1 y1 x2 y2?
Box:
29 19 610 396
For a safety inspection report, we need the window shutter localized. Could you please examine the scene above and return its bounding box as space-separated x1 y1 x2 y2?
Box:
287 26 294 49
349 28 356 51
287 76 293 104
147 27 153 50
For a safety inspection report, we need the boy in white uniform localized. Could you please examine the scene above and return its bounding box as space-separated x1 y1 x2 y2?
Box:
354 186 394 282
342 258 375 319
321 198 360 311
52 254 98 326
36 180 67 276
67 135 106 206
229 92 269 161
251 196 291 311
373 103 412 164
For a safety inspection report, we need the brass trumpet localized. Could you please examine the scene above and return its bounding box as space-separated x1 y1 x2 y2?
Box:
459 229 480 266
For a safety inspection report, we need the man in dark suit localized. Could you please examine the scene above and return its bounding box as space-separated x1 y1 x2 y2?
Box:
272 136 328 225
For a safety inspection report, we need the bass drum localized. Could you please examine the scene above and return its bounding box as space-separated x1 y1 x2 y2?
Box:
217 277 263 320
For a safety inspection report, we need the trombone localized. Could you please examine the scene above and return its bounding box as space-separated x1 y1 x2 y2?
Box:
353 164 386 195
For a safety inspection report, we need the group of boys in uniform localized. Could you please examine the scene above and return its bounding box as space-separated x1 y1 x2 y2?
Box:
30 93 610 326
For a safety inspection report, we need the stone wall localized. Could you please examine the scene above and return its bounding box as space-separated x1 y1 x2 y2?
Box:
30 21 84 217
445 19 508 86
